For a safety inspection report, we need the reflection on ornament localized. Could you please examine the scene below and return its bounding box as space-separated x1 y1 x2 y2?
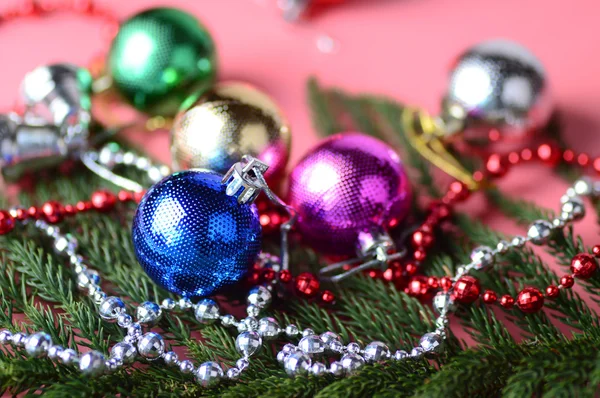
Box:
108 8 217 115
288 133 411 257
171 82 291 180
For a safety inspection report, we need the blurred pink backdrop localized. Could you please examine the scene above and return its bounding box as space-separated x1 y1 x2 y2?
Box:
1 0 599 336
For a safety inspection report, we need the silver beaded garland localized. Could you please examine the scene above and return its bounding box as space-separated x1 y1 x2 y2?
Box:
284 351 311 375
24 332 51 357
79 351 106 376
163 351 179 366
298 335 325 354
137 332 165 360
470 246 495 269
194 299 220 324
257 317 280 340
419 332 444 354
527 220 554 245
98 296 126 322
340 353 365 374
235 331 262 357
110 341 137 364
136 301 163 326
247 286 272 309
363 341 391 363
195 362 223 387
179 360 195 374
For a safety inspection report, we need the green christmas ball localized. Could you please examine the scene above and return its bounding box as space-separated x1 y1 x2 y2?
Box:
108 8 217 116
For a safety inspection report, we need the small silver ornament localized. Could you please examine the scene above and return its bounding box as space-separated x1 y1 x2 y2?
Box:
419 332 444 355
137 332 165 360
79 351 106 376
394 350 409 361
24 332 52 357
330 361 344 376
276 351 288 363
511 236 526 248
257 317 280 340
60 348 78 365
160 298 176 310
320 331 341 346
237 317 258 333
110 342 137 364
236 358 250 371
298 335 325 354
178 297 193 310
311 362 327 376
302 328 315 337
282 343 297 354
195 361 224 387
136 301 163 326
194 299 220 324
235 331 262 357
496 240 511 254
98 296 126 322
527 220 554 245
247 285 272 309
163 351 179 366
284 351 311 375
442 39 550 139
410 347 425 359
179 360 195 374
127 323 142 339
220 314 236 326
346 342 361 354
246 304 260 317
285 324 299 336
48 345 64 360
470 246 495 269
117 313 133 328
340 353 365 374
363 341 391 363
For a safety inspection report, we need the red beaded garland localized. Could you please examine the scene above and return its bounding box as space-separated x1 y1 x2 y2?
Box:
41 201 64 224
516 287 544 313
91 190 117 212
440 276 453 292
559 275 574 288
593 245 600 257
482 290 497 304
452 276 481 304
321 290 335 304
0 210 15 235
404 275 434 299
412 229 434 249
570 253 598 279
278 270 292 283
545 285 559 298
500 295 515 309
295 272 320 297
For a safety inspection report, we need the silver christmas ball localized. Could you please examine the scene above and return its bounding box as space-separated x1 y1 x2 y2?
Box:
527 220 554 245
433 292 456 314
340 353 365 374
195 361 224 387
194 299 220 324
257 317 280 340
470 246 495 269
0 330 13 345
419 332 444 355
247 286 272 309
330 361 344 376
79 351 106 376
443 39 550 140
110 341 137 364
394 350 409 361
163 351 179 366
363 341 390 363
179 360 195 374
24 332 52 357
235 331 262 357
137 332 165 360
60 348 78 365
136 301 163 326
284 351 311 376
98 296 126 322
298 335 325 355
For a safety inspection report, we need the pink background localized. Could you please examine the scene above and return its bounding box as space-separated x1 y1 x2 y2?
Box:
1 0 599 329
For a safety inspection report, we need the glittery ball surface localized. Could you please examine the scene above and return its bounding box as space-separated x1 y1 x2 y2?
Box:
288 133 411 256
132 170 261 297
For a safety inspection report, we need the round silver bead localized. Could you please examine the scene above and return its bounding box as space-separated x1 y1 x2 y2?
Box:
561 197 585 221
284 351 311 376
320 331 341 345
363 341 391 363
394 350 409 361
11 332 26 347
573 177 593 196
419 332 444 355
98 296 126 322
298 335 325 354
105 359 120 373
195 361 223 387
410 347 425 359
92 290 107 305
178 298 193 310
0 330 13 345
136 301 163 326
235 331 262 357
227 367 241 380
24 332 52 357
60 348 78 365
329 340 344 353
311 362 327 376
117 313 133 328
247 286 272 309
285 324 299 337
470 246 495 269
257 317 280 340
236 358 250 371
527 220 554 245
552 218 566 229
276 351 288 363
160 298 176 310
346 342 361 354
137 332 165 360
179 360 195 374
48 345 64 360
194 299 220 324
433 292 456 314
511 236 526 248
341 353 365 374
53 235 78 256
282 343 297 354
496 240 510 254
127 323 142 338
237 317 258 333
246 304 260 318
302 328 315 337
163 351 179 366
79 351 106 376
110 342 137 364
220 314 236 327
330 361 344 376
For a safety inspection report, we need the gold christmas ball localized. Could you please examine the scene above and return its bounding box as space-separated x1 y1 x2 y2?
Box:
171 82 291 180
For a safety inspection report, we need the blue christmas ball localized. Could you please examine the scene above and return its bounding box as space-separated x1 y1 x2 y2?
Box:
132 170 262 297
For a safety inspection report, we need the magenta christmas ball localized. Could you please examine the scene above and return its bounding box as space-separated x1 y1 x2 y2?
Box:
288 133 411 256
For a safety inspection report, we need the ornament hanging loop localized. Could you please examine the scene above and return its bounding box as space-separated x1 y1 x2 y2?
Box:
222 155 297 271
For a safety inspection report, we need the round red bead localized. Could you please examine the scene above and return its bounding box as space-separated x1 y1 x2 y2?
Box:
91 190 117 212
246 270 261 285
427 276 439 289
413 249 426 262
27 206 40 219
592 245 600 257
448 181 470 202
451 276 481 304
63 204 77 216
537 142 561 166
382 266 404 286
429 202 452 221
486 153 508 178
440 276 453 292
321 290 335 304
500 295 515 309
404 275 434 300
570 253 598 279
0 210 15 235
412 229 434 249
118 190 134 202
405 262 418 275
262 269 276 281
482 290 497 304
545 285 559 298
295 272 320 297
41 201 64 224
560 275 574 288
278 270 292 283
516 287 544 313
